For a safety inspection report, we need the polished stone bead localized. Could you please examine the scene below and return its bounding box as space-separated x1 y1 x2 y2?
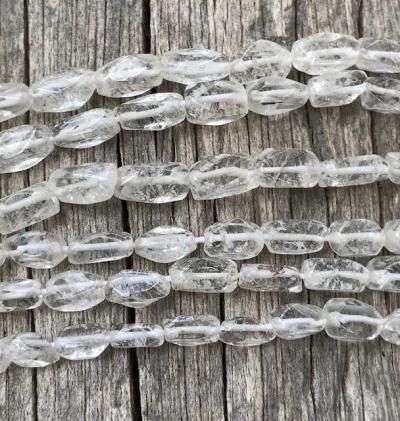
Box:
263 219 327 255
169 257 238 293
308 70 367 108
115 93 186 130
381 310 400 345
47 163 118 204
105 270 171 308
0 279 43 312
357 38 400 73
292 32 359 75
54 324 110 360
161 48 230 84
324 298 383 341
239 263 302 293
44 271 106 312
189 153 257 200
163 315 220 346
110 324 164 348
114 163 189 203
0 125 54 174
384 219 400 254
253 148 320 188
270 304 327 340
134 226 197 263
361 77 400 114
0 82 31 122
0 182 60 235
220 317 276 346
385 152 400 184
302 258 368 292
0 337 12 373
53 108 120 149
367 256 400 292
96 54 162 97
327 219 384 257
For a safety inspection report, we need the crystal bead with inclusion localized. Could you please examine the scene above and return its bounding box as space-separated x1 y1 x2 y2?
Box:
361 77 400 114
381 310 400 345
384 219 400 254
0 279 43 312
357 38 400 73
367 256 400 292
0 82 31 123
110 324 164 348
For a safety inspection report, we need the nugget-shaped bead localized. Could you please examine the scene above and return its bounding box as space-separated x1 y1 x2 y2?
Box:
96 54 162 97
361 77 400 113
114 163 189 203
253 148 320 188
357 38 400 73
384 220 400 254
0 279 43 312
292 32 359 75
48 163 117 204
0 83 31 122
169 257 238 293
0 183 60 234
324 298 383 341
263 220 327 255
161 48 230 84
220 317 276 346
381 310 400 345
110 324 164 348
115 93 186 130
385 152 400 184
0 337 12 373
327 219 384 257
367 256 400 292
163 315 220 346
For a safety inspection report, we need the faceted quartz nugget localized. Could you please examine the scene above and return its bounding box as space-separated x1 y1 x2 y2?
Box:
381 310 400 345
384 219 400 254
0 279 43 312
189 154 257 200
114 163 189 203
367 256 400 292
110 324 164 348
385 152 400 184
324 298 383 341
53 108 120 149
0 82 31 123
185 80 248 125
220 317 276 346
0 125 54 174
253 148 321 188
263 220 327 255
291 32 359 75
96 54 162 97
361 77 400 114
247 77 309 116
47 163 118 204
169 257 238 293
115 93 186 130
357 38 400 73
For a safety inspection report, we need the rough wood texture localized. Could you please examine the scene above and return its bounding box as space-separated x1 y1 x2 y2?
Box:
0 0 399 420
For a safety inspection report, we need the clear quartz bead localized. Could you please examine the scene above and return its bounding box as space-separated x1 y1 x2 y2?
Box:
247 76 309 116
327 219 384 257
96 54 162 97
114 163 189 203
0 337 12 373
381 310 400 345
134 226 197 263
115 93 186 130
301 258 368 292
110 324 164 348
220 317 276 346
169 257 238 293
161 48 231 84
0 182 60 235
324 298 383 341
291 32 359 75
263 219 327 255
105 270 171 308
384 219 400 254
0 125 54 174
53 109 120 149
367 256 400 292
253 148 321 188
0 279 43 312
357 38 400 73
385 152 400 184
47 163 118 204
361 77 400 114
163 315 220 346
44 271 106 312
0 83 31 122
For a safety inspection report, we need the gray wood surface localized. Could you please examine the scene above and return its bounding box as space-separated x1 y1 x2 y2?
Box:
0 0 399 420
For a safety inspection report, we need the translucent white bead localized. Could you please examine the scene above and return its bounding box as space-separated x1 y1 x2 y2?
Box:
115 93 186 130
0 337 12 373
53 108 120 149
0 182 60 235
0 279 43 312
114 163 189 203
163 315 220 346
31 69 95 112
44 271 106 312
385 152 400 184
47 163 118 204
220 317 276 346
367 256 400 292
96 54 162 97
134 226 197 263
247 77 309 116
381 310 400 345
230 40 292 84
361 77 400 114
327 219 384 257
0 125 54 174
357 37 400 73
105 270 171 308
291 32 359 75
161 48 231 84
263 219 327 255
253 148 320 188
384 219 400 254
324 298 383 341
169 257 238 293
0 83 31 122
301 258 368 292
110 324 164 348
189 153 257 200
239 263 302 293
